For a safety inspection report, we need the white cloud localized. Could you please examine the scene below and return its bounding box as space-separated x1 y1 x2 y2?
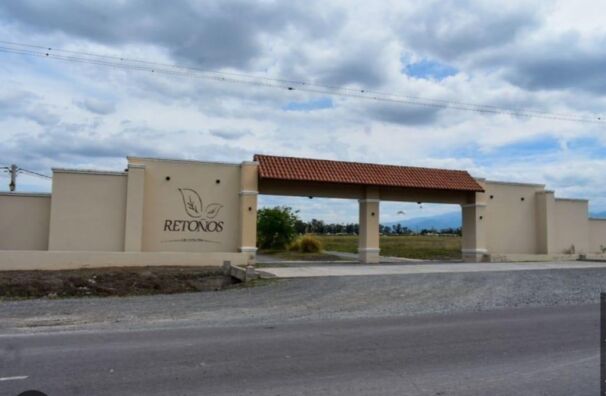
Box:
0 0 605 217
75 98 116 115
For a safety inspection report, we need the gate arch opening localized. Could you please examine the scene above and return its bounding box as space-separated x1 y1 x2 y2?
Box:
254 154 484 263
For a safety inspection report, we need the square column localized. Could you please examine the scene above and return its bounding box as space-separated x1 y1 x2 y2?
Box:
461 202 487 262
358 189 380 264
124 164 145 252
239 161 259 266
535 190 556 254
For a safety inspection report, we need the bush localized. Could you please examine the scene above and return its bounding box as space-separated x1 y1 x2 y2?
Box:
290 234 323 253
257 206 298 249
288 239 300 251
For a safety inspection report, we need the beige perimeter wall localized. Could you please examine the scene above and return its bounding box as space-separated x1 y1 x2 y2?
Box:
0 193 51 250
554 199 589 253
482 181 545 254
589 218 606 253
129 158 241 253
48 170 127 251
482 181 601 255
3 158 605 265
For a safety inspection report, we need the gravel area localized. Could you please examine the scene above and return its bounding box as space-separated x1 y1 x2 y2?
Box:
1 267 606 333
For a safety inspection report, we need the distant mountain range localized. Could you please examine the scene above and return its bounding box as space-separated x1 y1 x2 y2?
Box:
591 211 606 219
383 210 606 231
383 211 462 231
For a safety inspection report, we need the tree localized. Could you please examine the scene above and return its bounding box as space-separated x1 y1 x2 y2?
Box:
309 218 325 234
345 223 355 234
257 206 299 249
294 219 307 235
394 223 402 235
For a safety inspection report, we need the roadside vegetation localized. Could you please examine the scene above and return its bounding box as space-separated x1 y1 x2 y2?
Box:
257 207 344 260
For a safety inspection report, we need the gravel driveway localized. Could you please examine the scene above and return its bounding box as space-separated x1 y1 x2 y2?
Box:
2 266 606 334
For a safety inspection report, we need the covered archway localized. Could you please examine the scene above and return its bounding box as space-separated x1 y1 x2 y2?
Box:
251 155 485 263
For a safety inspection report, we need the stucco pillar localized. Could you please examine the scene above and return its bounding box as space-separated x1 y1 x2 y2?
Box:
461 188 488 262
358 188 380 263
536 190 556 254
124 164 145 252
239 161 258 266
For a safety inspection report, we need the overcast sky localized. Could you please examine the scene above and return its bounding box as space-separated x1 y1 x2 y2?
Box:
1 0 605 223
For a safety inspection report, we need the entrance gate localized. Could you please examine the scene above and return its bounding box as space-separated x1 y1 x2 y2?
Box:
247 155 485 263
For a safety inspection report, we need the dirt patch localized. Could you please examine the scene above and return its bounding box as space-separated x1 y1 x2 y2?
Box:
0 266 240 300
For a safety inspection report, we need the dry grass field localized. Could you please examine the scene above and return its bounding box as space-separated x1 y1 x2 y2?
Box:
317 234 462 260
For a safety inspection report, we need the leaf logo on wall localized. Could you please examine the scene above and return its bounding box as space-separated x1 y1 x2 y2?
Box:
178 188 203 218
205 203 223 219
178 188 224 219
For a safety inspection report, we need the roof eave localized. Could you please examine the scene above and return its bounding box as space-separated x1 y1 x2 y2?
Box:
258 176 484 193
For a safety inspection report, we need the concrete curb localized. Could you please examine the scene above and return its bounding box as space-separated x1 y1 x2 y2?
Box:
579 253 606 262
223 261 259 282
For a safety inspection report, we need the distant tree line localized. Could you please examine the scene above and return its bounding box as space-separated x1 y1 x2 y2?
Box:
257 206 463 251
295 218 462 236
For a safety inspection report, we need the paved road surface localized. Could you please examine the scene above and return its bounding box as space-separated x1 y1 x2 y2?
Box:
0 304 599 395
259 260 606 278
257 250 423 264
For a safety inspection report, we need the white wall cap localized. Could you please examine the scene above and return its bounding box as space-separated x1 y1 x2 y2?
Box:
555 197 589 203
485 180 545 188
52 168 126 176
127 156 241 167
0 192 51 197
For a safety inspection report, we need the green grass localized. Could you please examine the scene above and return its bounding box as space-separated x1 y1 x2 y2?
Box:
317 234 462 260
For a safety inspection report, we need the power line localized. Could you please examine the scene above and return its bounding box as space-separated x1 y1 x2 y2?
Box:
1 164 51 192
0 40 593 121
0 40 603 124
18 168 52 179
2 164 52 179
2 43 600 123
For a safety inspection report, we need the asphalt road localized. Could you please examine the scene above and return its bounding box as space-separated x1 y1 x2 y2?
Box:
0 303 599 396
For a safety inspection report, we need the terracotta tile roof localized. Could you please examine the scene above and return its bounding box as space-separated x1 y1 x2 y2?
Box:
254 154 483 192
